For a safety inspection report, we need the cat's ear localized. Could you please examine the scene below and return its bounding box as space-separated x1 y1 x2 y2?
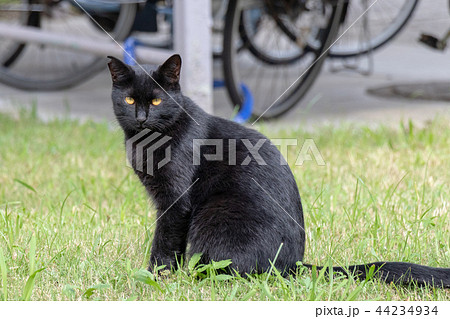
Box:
107 56 133 84
157 54 182 85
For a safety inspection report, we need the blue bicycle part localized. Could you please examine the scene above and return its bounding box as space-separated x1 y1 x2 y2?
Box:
233 83 253 123
214 80 253 123
123 37 141 65
213 79 225 89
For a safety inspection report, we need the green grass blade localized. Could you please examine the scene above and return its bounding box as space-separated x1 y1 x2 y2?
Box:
29 234 36 275
82 283 110 300
346 281 366 301
265 243 283 283
241 289 256 301
21 268 45 301
13 179 37 193
188 253 202 272
0 249 8 301
59 190 75 226
133 269 163 292
261 281 275 301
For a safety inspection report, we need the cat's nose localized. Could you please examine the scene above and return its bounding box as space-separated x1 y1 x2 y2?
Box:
136 116 146 125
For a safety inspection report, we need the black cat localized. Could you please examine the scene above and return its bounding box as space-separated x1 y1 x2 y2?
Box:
107 55 450 288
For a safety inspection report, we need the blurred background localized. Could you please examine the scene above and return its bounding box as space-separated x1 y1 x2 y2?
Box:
0 0 449 127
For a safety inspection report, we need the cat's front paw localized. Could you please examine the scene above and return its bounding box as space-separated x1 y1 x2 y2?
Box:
147 255 178 275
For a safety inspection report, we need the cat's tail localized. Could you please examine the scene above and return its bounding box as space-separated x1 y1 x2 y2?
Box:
301 262 450 288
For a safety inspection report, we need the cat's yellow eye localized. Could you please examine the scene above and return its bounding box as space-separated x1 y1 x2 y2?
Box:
125 97 135 105
151 98 162 106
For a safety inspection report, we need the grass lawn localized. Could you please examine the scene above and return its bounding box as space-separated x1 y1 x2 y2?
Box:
0 109 448 301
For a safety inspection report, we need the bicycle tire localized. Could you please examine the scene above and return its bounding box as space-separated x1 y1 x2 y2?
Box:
329 0 419 58
222 0 344 120
0 1 137 91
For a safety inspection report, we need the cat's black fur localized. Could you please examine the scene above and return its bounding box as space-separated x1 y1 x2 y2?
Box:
107 55 450 288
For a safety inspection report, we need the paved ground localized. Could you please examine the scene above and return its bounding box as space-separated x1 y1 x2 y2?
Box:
0 0 449 128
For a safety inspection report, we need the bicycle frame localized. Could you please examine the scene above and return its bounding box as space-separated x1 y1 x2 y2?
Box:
0 23 172 65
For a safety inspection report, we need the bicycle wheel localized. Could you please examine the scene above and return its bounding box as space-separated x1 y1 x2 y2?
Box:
329 0 419 58
222 0 344 120
0 0 137 91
